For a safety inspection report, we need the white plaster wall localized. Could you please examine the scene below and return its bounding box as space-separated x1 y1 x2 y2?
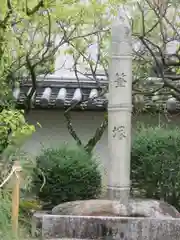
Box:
22 110 109 176
22 109 180 158
21 110 180 184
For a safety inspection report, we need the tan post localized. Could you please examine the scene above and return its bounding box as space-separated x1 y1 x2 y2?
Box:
11 161 22 236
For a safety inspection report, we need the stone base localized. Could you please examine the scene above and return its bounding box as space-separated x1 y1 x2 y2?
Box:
31 211 51 238
31 199 180 239
42 215 180 239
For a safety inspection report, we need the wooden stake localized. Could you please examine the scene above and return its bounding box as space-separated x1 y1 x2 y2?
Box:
11 161 21 237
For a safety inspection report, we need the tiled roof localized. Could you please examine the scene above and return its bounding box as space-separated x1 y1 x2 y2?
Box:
13 76 108 110
13 75 180 112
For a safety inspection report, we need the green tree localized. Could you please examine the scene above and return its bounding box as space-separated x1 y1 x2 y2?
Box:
64 0 180 151
129 0 180 104
0 0 121 153
0 0 116 103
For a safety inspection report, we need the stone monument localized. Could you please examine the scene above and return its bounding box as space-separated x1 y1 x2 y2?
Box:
42 17 180 220
107 15 132 203
33 10 180 240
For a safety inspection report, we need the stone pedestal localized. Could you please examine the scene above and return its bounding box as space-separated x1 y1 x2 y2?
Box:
41 215 180 240
107 19 132 203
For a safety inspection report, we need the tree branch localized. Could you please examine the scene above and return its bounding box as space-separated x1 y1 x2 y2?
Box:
64 110 83 147
0 0 13 28
26 0 44 16
25 55 37 113
84 115 108 153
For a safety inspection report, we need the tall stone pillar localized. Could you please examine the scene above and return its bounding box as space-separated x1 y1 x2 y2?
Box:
107 19 132 203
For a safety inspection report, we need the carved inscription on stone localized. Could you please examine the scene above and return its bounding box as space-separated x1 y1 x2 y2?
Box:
114 72 127 88
112 126 126 140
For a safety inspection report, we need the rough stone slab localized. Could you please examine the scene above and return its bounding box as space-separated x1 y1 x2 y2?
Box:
42 215 180 240
51 199 180 218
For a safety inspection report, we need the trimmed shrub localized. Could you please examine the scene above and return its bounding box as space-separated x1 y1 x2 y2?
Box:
131 125 180 210
32 147 102 208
